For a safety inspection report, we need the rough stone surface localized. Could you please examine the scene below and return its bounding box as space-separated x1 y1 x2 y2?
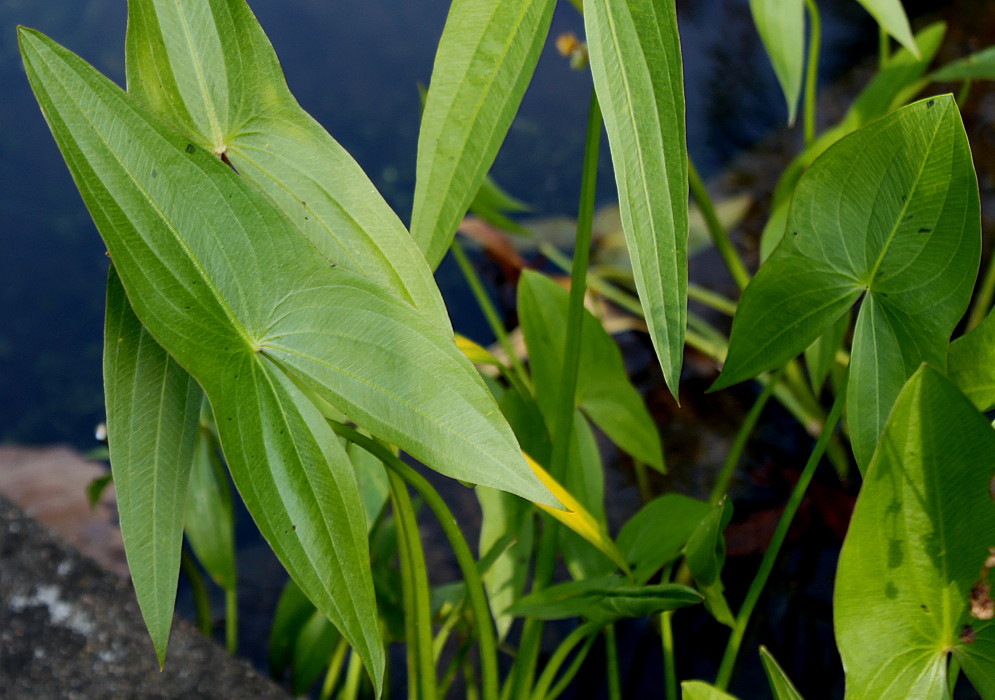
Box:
0 494 290 699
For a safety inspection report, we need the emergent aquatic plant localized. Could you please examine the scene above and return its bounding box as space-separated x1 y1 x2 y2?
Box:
17 0 995 697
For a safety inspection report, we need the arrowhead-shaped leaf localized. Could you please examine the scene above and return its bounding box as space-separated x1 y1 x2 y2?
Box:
930 45 995 82
853 0 918 57
584 0 688 396
716 96 980 470
948 308 995 412
125 0 450 329
835 366 995 699
411 0 555 269
103 268 202 666
760 646 805 700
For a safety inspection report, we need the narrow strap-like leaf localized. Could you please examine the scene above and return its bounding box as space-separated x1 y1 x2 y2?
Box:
411 0 555 269
853 0 918 57
103 267 202 666
126 0 450 329
584 0 688 396
749 0 806 125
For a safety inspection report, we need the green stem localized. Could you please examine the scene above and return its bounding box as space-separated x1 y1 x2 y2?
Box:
328 423 499 700
688 159 750 291
224 586 238 654
319 637 349 700
389 470 437 700
968 248 995 329
508 87 603 700
661 611 678 700
339 649 363 700
605 624 622 700
530 622 602 700
803 0 822 145
709 366 786 506
180 549 213 637
546 634 598 700
715 370 848 689
451 237 531 389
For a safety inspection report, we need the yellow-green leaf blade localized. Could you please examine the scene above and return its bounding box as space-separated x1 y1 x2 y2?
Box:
853 0 918 57
749 0 805 125
411 0 555 269
584 0 688 395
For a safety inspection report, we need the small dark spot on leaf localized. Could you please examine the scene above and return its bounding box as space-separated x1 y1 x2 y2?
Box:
961 624 976 644
291 525 296 531
920 604 930 613
885 581 898 599
901 194 908 202
918 228 931 234
791 231 798 237
304 216 309 221
927 99 935 108
227 417 232 422
151 170 157 178
185 143 196 154
301 201 307 207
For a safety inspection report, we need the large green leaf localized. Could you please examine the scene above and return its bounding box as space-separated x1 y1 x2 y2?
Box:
715 96 980 470
410 0 555 268
584 0 688 395
759 22 945 261
749 0 805 125
125 0 449 329
948 307 995 412
518 270 664 471
835 366 995 698
21 26 554 504
853 0 917 57
103 268 202 666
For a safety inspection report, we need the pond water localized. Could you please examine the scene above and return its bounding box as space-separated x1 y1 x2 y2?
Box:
0 0 876 449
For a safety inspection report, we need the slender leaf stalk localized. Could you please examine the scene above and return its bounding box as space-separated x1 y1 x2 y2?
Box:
340 649 363 700
451 237 531 389
508 88 603 700
388 470 437 700
180 550 212 637
877 24 889 70
708 366 786 506
957 78 973 107
661 611 678 700
715 370 848 689
546 634 598 700
605 624 622 700
530 621 602 700
688 160 750 291
803 0 822 145
224 587 238 654
327 422 499 700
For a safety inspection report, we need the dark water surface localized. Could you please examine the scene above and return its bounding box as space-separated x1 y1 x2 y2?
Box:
0 0 875 448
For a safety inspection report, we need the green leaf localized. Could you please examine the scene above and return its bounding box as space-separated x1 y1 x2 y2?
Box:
560 412 614 580
584 0 688 396
853 0 918 57
291 612 341 696
759 22 945 260
948 308 995 412
930 45 995 82
509 575 702 624
269 578 317 679
749 0 806 125
125 0 449 329
85 473 113 509
411 0 556 268
184 411 236 590
584 0 689 396
103 268 202 667
616 493 711 584
681 681 739 700
477 485 533 640
835 366 995 699
715 97 980 470
759 646 804 700
684 500 735 627
518 270 664 471
21 28 392 685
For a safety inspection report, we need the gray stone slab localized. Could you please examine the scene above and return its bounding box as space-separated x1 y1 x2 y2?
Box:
0 495 290 699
